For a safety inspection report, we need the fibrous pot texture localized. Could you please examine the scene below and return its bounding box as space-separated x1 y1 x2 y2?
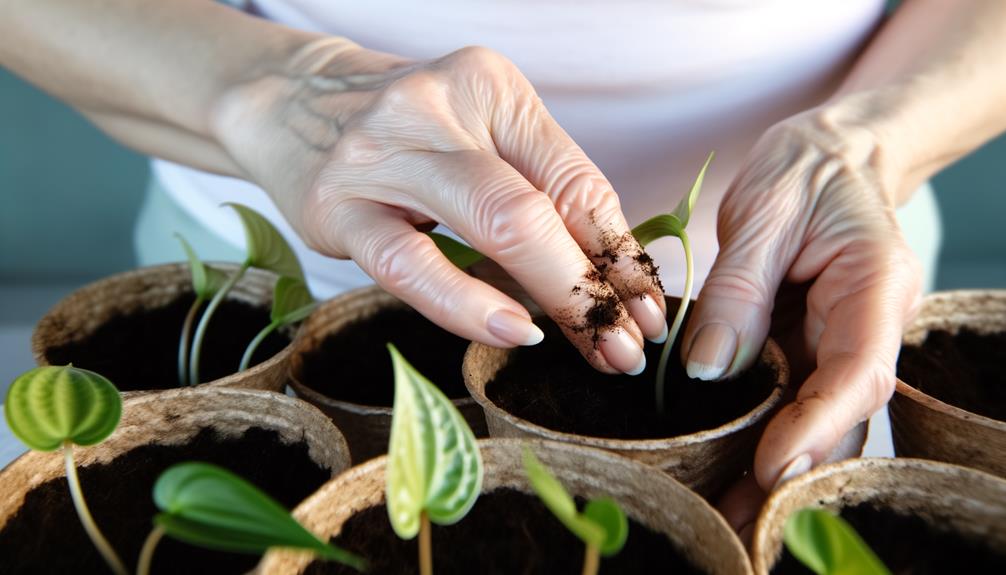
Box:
259 438 752 574
751 457 1006 574
288 285 486 462
32 262 295 393
892 289 1006 477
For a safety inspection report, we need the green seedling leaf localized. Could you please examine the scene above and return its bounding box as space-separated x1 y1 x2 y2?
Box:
386 344 483 539
154 462 366 570
631 213 685 248
784 508 890 575
271 276 316 324
226 203 305 280
522 447 627 556
671 151 714 228
428 232 485 269
5 365 122 451
175 234 228 299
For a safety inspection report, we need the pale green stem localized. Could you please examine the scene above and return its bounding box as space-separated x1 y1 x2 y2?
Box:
177 296 205 387
581 543 600 575
63 442 128 575
136 525 165 575
655 230 694 414
239 321 279 371
189 263 248 385
419 511 432 575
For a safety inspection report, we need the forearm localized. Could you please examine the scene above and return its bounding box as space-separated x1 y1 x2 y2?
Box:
824 0 1006 203
0 0 329 175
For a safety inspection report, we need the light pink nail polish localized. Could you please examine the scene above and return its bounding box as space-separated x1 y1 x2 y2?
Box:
487 309 544 347
599 329 646 375
626 294 668 344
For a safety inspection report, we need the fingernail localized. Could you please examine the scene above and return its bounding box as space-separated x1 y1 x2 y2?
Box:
738 522 755 548
685 323 738 381
599 329 646 375
626 294 668 344
773 453 813 490
487 309 545 347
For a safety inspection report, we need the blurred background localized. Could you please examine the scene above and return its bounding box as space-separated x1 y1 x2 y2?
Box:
1 65 1005 389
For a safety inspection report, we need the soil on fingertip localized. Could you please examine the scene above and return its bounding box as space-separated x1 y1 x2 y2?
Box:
43 295 290 390
772 502 1006 574
304 488 705 574
0 427 331 575
897 328 1006 421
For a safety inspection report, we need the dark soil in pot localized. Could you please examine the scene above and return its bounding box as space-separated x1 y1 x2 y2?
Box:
44 295 290 390
0 427 329 574
304 488 703 574
487 321 779 439
300 306 470 405
772 502 1006 574
897 328 1006 421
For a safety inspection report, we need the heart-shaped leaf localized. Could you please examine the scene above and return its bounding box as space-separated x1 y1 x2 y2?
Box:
226 203 305 280
175 234 228 299
5 365 122 451
271 276 316 325
671 151 714 228
154 462 366 570
631 214 685 248
428 232 485 269
386 344 483 539
784 508 890 575
582 498 628 556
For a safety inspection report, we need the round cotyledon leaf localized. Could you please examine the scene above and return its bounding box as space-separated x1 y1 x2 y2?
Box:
784 508 890 575
583 498 628 556
4 365 122 451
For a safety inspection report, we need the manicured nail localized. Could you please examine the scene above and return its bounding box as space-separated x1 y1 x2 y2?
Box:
774 453 813 490
626 294 668 344
599 329 646 375
487 309 545 347
685 323 738 381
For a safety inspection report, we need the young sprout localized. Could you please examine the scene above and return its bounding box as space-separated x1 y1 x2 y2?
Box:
175 234 229 387
631 152 714 413
239 276 316 371
783 508 890 575
522 447 628 575
385 343 483 575
139 462 366 575
5 365 128 575
188 203 305 385
427 232 485 269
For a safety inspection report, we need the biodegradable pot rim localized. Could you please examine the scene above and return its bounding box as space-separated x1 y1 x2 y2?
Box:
288 284 479 416
463 332 789 452
259 438 753 574
31 262 296 392
751 456 1006 575
0 386 352 532
895 289 1006 430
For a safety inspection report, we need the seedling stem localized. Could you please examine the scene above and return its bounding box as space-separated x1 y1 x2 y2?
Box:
419 511 433 575
239 322 278 371
189 263 249 385
655 229 693 413
63 441 128 575
136 525 165 575
177 297 205 387
582 543 600 575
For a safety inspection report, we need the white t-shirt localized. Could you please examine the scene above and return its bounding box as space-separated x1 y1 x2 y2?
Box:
154 0 887 299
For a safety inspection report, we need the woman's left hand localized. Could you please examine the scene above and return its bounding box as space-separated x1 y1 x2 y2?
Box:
681 105 923 534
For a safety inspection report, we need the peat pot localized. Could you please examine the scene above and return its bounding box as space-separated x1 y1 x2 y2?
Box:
464 301 789 497
0 387 351 574
752 457 1006 574
288 285 487 462
892 289 1006 477
32 262 297 393
259 439 752 574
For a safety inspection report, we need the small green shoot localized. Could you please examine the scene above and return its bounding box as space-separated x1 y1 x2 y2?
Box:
783 508 890 575
188 203 306 385
175 234 228 387
385 344 483 575
239 276 316 371
5 365 128 575
522 447 627 575
427 232 485 269
631 152 714 413
138 462 366 575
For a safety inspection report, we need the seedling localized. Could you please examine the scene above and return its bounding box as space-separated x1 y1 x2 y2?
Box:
631 152 714 413
428 232 485 269
783 508 890 575
139 462 366 575
239 276 316 371
522 447 628 575
385 343 483 575
5 365 128 575
185 203 307 385
176 235 229 387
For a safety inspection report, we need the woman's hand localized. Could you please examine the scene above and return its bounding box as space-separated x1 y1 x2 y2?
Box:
683 106 923 530
212 40 667 374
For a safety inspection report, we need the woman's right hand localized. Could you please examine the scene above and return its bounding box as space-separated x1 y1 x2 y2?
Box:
211 40 667 374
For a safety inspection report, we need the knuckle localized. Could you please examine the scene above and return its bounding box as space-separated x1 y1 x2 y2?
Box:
478 190 558 255
378 70 447 110
447 45 513 73
549 168 621 222
701 268 773 308
369 232 432 293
